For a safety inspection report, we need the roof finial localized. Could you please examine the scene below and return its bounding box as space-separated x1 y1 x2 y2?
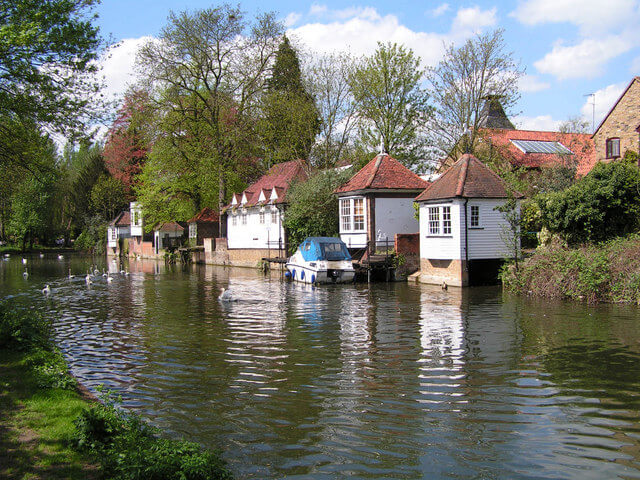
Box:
379 136 385 155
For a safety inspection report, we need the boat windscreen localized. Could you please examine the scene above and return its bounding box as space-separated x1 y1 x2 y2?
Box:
320 242 351 261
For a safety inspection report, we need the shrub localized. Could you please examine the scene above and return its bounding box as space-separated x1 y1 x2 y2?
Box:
26 348 77 390
0 301 52 351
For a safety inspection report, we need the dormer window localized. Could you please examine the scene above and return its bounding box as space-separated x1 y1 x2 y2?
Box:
606 138 620 159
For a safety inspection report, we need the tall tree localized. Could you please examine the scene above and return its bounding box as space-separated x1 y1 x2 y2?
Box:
261 36 320 164
0 0 104 170
349 42 431 171
305 53 357 168
136 4 283 214
426 29 523 161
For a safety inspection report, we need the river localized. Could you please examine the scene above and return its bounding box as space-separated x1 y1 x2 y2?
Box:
2 254 640 479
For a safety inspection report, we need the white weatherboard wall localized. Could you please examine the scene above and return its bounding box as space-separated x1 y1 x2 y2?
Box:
374 197 420 243
419 198 517 261
227 207 284 249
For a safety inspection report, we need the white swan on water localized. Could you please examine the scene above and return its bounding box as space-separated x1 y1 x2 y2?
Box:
85 274 92 285
42 284 51 295
218 287 233 302
22 268 28 279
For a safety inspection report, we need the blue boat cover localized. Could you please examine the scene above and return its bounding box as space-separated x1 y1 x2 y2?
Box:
297 237 352 262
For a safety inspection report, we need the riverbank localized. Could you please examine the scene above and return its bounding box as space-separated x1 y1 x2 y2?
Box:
502 234 640 304
0 302 233 480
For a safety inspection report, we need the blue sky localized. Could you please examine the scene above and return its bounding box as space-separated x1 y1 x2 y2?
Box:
94 0 640 132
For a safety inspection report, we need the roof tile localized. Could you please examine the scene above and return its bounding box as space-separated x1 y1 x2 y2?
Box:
187 207 220 224
335 154 429 194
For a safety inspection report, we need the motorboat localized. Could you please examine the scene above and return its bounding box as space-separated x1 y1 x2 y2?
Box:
286 237 355 284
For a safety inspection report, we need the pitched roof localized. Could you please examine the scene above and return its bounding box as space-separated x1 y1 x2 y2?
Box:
109 211 131 227
593 77 640 137
334 154 429 194
478 96 515 130
416 154 522 202
187 207 219 224
225 160 307 209
476 128 596 176
155 221 185 232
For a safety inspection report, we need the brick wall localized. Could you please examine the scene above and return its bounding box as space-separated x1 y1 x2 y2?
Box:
418 258 469 287
593 79 640 163
395 233 419 255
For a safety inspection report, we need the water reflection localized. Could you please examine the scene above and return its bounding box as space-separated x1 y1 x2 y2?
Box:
1 256 640 479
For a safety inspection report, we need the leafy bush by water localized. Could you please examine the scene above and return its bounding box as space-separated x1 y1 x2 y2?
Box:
0 301 52 350
502 234 640 303
74 390 232 480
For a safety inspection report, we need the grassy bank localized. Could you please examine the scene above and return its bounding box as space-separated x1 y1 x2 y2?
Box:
502 234 640 304
0 302 233 479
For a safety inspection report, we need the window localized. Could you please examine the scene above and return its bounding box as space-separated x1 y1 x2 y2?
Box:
470 205 480 227
242 213 247 225
110 228 117 241
428 207 440 235
353 198 365 231
340 199 351 231
606 138 620 159
271 210 278 224
232 215 237 226
259 210 265 224
443 206 451 234
189 223 197 238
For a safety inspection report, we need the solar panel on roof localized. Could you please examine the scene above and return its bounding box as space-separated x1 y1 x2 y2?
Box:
511 139 573 155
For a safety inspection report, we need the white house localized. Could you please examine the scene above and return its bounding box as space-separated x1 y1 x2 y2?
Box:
225 160 307 256
107 211 131 256
414 154 522 287
334 153 429 253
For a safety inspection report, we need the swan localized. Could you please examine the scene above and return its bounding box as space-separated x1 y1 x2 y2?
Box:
93 267 100 276
22 268 28 279
218 287 233 302
68 268 74 279
106 273 113 283
102 268 107 277
42 284 51 295
85 274 92 285
3 253 9 258
57 254 64 260
39 253 44 258
22 258 27 265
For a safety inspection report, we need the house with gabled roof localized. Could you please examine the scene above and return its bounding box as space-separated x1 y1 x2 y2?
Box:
414 154 522 287
222 160 307 262
187 207 219 246
334 153 429 254
107 210 131 256
592 77 640 164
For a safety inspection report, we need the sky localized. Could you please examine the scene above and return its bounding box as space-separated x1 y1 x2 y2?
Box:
94 0 640 133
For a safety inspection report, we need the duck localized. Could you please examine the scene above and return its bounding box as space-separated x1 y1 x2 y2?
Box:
42 284 51 295
441 281 448 290
22 268 28 279
218 287 233 302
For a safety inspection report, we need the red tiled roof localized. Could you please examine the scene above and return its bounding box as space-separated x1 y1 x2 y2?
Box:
334 154 429 194
225 160 307 209
110 211 131 227
476 128 596 176
156 222 185 232
416 154 522 202
187 207 219 224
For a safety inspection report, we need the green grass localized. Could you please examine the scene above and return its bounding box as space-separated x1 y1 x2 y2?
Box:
0 349 99 480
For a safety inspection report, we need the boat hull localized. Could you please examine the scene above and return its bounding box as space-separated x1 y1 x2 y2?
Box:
286 263 355 284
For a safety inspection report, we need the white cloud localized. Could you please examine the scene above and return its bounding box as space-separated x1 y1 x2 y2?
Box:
512 0 637 33
580 82 626 127
430 3 450 17
288 6 497 66
284 12 301 27
518 74 550 93
534 36 633 80
451 6 497 35
514 115 562 131
99 37 153 101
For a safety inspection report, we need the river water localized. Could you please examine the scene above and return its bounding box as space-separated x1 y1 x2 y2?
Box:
2 254 640 479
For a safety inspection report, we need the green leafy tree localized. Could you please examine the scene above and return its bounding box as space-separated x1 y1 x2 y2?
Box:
90 174 128 221
0 0 104 170
538 162 640 245
427 29 523 162
284 168 353 251
261 36 320 163
9 174 57 250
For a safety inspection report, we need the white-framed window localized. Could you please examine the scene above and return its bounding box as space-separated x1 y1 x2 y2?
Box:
606 138 620 159
428 207 440 235
443 206 451 234
259 210 265 224
340 199 351 231
242 213 247 225
232 215 237 226
271 209 278 224
189 223 197 238
110 228 117 241
340 197 366 232
470 205 480 227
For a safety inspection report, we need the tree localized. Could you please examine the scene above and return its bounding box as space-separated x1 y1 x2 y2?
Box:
261 36 320 164
0 0 103 170
559 116 591 134
9 174 57 251
349 42 431 171
136 4 283 213
90 174 128 221
305 53 358 168
427 29 523 161
284 168 353 251
538 162 640 245
103 90 150 198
